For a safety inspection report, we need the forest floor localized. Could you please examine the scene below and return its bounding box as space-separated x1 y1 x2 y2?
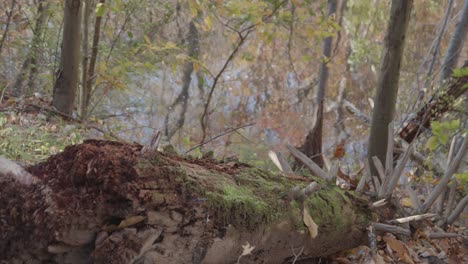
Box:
0 93 466 263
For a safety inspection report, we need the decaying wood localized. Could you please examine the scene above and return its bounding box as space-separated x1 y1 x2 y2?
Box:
399 70 468 144
0 140 375 264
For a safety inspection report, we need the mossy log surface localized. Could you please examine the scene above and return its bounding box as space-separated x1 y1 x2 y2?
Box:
0 140 374 263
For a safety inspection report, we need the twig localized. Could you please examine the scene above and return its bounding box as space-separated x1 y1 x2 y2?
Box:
200 30 251 143
290 245 305 264
386 213 437 224
370 199 388 209
185 123 255 154
200 0 288 143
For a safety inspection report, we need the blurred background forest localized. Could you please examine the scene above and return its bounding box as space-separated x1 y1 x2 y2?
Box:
0 0 466 169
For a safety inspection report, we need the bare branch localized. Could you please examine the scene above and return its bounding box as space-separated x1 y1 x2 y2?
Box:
385 144 413 197
286 145 328 180
372 223 410 236
186 123 255 154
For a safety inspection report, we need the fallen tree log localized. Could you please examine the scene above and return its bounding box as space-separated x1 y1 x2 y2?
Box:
399 63 468 143
1 140 377 263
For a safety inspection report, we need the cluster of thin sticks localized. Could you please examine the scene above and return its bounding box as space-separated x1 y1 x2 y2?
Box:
268 121 467 251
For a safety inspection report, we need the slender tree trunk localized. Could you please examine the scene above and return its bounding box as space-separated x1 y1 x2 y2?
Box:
52 0 82 115
368 0 413 177
0 0 16 57
300 0 337 169
164 20 199 141
83 0 106 117
79 0 92 118
13 0 49 95
438 0 468 84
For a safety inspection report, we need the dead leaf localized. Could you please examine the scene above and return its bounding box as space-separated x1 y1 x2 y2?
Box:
383 235 414 264
241 242 255 256
333 139 346 158
303 207 318 238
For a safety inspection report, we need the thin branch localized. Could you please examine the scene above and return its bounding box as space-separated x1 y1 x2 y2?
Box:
185 123 255 154
386 214 437 225
0 0 16 55
200 0 288 143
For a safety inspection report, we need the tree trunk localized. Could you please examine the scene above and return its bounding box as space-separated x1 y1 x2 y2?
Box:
13 0 49 95
83 0 106 118
438 0 468 84
300 0 337 169
79 0 92 118
165 20 200 141
0 0 16 57
0 140 375 263
52 0 82 115
368 0 413 177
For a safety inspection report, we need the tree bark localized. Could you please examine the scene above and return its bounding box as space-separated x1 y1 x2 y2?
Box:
79 0 92 118
0 0 16 57
438 0 468 84
0 140 375 263
13 0 49 95
52 0 82 115
164 20 200 141
300 0 337 169
83 0 106 118
368 0 413 177
399 64 468 144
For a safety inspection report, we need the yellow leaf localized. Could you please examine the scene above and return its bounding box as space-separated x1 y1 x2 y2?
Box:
193 62 200 72
118 215 146 228
143 35 151 44
400 197 413 208
204 16 212 31
303 208 318 238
